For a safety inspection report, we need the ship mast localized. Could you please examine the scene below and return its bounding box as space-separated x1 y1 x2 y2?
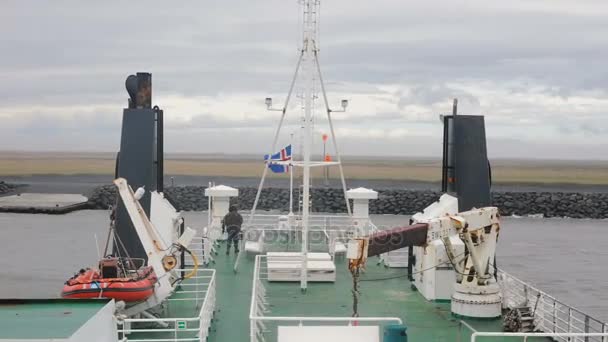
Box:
234 0 351 292
299 0 317 291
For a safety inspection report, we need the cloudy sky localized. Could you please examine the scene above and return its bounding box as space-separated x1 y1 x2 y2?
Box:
2 0 608 159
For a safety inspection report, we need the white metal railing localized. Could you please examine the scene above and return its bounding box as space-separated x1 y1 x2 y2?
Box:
249 254 402 342
116 268 216 342
244 213 354 231
498 270 608 342
245 217 608 342
242 213 377 255
460 320 608 342
471 332 608 342
185 236 216 266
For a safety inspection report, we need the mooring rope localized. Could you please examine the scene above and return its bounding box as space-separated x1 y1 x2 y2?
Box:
350 267 360 318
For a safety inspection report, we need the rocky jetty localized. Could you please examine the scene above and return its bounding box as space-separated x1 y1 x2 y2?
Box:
87 185 608 219
0 181 20 195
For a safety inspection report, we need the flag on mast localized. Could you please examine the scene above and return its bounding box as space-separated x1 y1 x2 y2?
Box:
264 145 292 173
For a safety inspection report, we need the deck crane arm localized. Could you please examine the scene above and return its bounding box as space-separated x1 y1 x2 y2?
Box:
421 206 502 318
422 206 500 285
362 200 500 286
349 195 502 318
113 177 198 317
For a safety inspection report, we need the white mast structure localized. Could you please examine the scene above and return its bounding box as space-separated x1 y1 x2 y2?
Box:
234 0 351 291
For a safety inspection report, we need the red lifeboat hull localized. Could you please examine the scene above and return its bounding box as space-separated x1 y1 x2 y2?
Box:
61 266 157 302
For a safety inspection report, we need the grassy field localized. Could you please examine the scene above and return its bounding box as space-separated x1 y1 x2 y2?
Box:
1 151 608 185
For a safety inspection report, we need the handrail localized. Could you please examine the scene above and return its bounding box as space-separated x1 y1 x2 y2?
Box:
245 225 355 231
117 267 216 342
199 268 215 314
250 255 403 342
497 268 608 339
119 339 199 342
249 254 262 319
461 317 608 342
499 269 599 321
471 332 608 341
243 213 353 224
251 316 403 323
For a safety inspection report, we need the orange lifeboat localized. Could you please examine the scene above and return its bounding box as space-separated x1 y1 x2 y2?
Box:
61 264 157 302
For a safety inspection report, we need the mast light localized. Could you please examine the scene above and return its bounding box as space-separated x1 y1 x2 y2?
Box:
341 99 348 109
265 97 273 109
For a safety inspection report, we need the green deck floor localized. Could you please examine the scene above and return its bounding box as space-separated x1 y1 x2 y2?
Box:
128 240 548 342
0 299 109 339
209 240 548 342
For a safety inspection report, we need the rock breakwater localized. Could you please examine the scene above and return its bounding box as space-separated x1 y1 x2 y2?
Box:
87 185 608 219
0 181 21 196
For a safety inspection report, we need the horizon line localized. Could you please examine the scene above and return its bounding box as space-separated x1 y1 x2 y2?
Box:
0 149 607 162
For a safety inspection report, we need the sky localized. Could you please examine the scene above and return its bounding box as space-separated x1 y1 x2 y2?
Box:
1 0 608 160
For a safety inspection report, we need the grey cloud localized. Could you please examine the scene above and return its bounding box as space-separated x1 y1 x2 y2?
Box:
557 118 608 136
165 114 272 131
0 110 122 151
331 111 404 124
397 85 480 109
486 137 606 160
1 1 608 158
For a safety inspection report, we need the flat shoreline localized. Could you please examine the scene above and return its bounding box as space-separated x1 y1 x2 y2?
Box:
3 174 608 196
2 152 608 186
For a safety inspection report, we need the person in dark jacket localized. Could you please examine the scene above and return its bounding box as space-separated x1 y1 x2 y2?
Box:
222 205 243 255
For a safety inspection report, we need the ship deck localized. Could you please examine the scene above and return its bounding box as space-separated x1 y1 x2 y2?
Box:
123 240 549 342
0 299 110 339
213 243 546 342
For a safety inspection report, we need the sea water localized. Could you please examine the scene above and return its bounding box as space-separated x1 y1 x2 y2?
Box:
0 210 606 322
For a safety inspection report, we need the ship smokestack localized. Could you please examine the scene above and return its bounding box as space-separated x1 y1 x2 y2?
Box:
114 72 164 260
440 98 491 212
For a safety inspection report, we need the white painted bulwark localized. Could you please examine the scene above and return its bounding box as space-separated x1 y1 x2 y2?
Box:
68 301 117 342
278 326 379 342
0 301 116 342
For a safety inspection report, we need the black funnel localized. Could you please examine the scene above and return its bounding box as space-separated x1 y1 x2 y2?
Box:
441 100 492 211
125 75 138 107
125 73 152 109
114 72 163 260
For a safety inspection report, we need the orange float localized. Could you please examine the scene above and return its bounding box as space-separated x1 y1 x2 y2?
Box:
61 266 157 302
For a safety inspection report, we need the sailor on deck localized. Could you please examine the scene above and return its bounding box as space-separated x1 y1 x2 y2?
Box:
222 205 243 255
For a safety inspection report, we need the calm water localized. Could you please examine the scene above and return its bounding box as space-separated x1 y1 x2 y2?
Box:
0 211 606 322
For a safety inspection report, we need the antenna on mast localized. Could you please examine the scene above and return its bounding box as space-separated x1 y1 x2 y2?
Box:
234 1 351 292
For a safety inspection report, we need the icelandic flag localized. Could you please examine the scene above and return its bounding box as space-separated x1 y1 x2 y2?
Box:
264 145 292 173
